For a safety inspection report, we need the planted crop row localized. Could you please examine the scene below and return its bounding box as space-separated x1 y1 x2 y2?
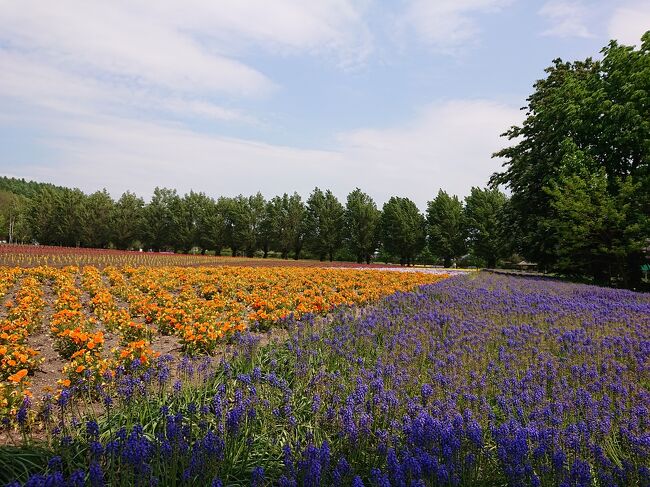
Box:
0 265 448 420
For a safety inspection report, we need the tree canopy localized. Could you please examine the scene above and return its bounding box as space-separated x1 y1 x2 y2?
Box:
427 190 466 268
492 31 650 286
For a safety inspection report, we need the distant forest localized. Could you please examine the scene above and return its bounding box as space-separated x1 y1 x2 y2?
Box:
1 33 649 288
0 175 505 267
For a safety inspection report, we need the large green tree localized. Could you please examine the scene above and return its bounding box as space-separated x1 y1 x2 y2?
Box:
143 187 177 251
305 188 345 262
112 191 144 250
464 187 507 268
492 32 650 286
544 146 647 285
0 190 30 243
202 197 230 255
226 193 267 257
267 193 306 259
427 190 466 268
29 187 85 247
344 189 381 264
82 189 114 248
380 197 425 266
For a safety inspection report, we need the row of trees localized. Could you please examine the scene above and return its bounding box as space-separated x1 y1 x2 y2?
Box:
0 177 507 267
491 32 650 287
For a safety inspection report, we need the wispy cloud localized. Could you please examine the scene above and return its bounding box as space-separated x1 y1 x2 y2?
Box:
6 99 521 208
0 3 272 97
539 1 592 38
398 0 514 53
0 51 259 126
0 1 376 134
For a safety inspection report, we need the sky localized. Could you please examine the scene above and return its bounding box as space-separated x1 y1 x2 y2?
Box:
1 0 649 209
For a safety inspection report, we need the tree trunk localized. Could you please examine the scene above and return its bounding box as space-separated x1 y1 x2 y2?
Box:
8 215 15 244
444 256 452 268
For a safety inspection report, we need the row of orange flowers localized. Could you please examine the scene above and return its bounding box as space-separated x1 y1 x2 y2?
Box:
0 265 449 419
0 269 43 414
119 266 449 355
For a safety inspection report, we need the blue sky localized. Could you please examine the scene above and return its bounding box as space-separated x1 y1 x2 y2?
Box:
1 0 648 208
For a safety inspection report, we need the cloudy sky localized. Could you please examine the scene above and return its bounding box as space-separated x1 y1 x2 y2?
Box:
1 0 648 208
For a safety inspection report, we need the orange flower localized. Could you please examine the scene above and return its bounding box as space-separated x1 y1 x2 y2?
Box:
8 368 28 383
75 365 86 373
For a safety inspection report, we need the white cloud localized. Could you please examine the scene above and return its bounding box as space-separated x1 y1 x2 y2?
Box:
0 1 372 98
608 2 650 46
0 51 258 125
399 0 514 52
0 3 272 97
154 0 374 67
337 100 521 205
0 0 375 143
4 100 521 209
539 1 592 38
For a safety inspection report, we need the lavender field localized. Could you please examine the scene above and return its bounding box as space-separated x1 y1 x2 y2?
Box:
4 273 649 486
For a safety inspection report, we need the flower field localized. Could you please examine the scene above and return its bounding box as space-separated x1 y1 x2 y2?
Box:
0 264 449 417
0 245 408 269
1 271 649 486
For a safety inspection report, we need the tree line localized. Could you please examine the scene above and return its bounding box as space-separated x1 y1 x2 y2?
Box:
0 177 508 268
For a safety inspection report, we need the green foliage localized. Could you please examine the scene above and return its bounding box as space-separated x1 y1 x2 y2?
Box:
267 193 306 259
492 31 650 286
344 188 381 264
0 176 66 199
427 190 466 267
0 190 31 243
380 196 425 266
82 189 114 248
112 191 145 250
226 193 268 257
0 445 52 485
28 187 86 247
305 188 345 262
544 165 646 286
143 187 177 251
464 187 507 268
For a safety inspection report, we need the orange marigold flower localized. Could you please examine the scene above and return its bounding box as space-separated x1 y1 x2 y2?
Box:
8 368 28 383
